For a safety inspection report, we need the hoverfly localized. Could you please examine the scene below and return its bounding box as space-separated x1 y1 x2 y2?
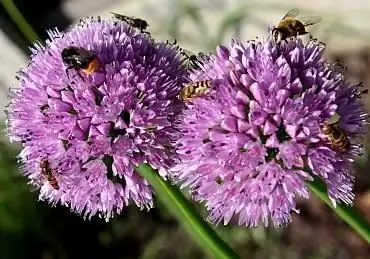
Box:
178 80 213 102
40 158 59 190
111 12 149 34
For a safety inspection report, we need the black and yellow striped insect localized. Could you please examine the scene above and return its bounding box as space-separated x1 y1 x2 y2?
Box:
322 114 350 153
178 80 213 102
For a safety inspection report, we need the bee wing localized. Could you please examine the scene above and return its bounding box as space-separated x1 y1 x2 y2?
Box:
282 8 299 19
300 16 322 26
349 134 366 147
197 52 211 62
28 183 41 192
110 12 127 20
181 48 196 58
180 49 198 69
78 47 93 56
327 113 341 124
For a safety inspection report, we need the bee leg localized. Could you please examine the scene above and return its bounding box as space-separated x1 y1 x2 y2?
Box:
66 66 84 81
141 30 151 36
121 18 130 26
65 66 73 79
76 70 85 81
272 29 283 43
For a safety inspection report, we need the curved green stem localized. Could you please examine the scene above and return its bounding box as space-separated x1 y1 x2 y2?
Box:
135 164 239 259
307 177 370 243
1 0 39 43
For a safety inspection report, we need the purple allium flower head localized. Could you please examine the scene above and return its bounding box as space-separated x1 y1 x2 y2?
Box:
171 38 368 227
6 17 186 220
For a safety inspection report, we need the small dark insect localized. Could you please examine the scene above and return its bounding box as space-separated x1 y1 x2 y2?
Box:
272 8 322 42
178 80 213 102
40 104 50 114
322 122 350 153
111 12 149 33
40 158 59 190
181 50 210 70
184 56 198 70
61 46 100 77
166 39 178 45
355 82 368 98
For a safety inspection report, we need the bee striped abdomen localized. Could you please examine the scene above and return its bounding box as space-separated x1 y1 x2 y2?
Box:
179 80 212 101
322 124 350 152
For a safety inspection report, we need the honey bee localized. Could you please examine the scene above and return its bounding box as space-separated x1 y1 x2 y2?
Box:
40 158 59 190
111 12 149 33
178 80 213 102
272 8 322 42
322 121 350 153
61 46 100 77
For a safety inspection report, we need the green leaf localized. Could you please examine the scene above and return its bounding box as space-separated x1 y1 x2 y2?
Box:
0 0 40 43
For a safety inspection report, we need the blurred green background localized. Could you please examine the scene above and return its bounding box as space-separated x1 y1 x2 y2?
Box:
1 0 370 258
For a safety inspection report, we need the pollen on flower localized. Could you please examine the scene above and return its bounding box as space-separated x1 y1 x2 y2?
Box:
6 17 186 221
171 38 368 227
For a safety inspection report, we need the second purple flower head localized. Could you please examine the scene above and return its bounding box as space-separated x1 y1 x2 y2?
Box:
172 38 368 227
